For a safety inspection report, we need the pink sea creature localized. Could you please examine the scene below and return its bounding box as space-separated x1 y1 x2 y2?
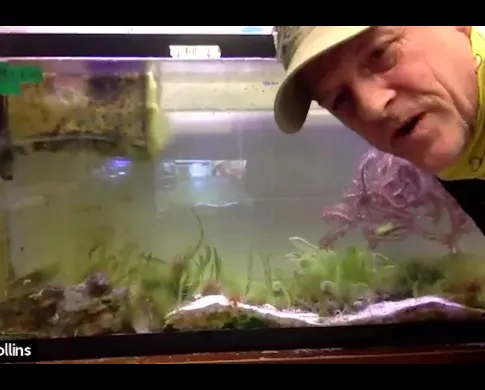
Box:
320 149 474 252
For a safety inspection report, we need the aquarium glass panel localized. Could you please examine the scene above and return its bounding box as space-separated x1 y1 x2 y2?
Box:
1 55 485 342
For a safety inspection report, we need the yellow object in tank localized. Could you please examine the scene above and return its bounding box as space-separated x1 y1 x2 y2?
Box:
144 70 173 158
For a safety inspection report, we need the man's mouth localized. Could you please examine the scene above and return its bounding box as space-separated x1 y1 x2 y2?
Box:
393 113 424 141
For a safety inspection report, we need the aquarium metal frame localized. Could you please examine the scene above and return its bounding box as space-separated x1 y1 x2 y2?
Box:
0 33 277 58
17 320 485 362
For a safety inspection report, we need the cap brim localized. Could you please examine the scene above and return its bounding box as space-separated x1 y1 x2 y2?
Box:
274 26 371 134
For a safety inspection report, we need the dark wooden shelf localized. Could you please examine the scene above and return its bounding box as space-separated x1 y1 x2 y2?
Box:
38 344 485 364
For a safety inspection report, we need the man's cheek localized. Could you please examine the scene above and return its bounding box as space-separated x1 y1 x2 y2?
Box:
361 132 390 151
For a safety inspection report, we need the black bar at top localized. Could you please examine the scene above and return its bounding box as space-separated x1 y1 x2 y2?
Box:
0 33 277 58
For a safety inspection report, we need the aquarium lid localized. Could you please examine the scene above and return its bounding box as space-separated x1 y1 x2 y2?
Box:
0 33 276 59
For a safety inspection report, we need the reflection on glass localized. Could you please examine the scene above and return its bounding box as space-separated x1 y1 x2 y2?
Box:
93 156 132 183
156 159 249 210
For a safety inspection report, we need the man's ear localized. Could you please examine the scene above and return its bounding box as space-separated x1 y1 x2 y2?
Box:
455 26 472 37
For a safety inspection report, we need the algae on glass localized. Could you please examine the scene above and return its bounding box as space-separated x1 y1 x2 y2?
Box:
7 60 170 160
4 60 172 269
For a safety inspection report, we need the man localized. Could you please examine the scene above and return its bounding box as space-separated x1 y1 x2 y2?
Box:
272 26 485 235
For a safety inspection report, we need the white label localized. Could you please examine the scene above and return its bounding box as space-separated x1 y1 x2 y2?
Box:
0 342 32 358
169 45 221 60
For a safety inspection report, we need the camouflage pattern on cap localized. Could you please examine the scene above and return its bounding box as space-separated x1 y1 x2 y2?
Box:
273 26 316 69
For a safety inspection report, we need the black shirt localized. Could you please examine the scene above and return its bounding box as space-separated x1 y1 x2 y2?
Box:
438 178 485 235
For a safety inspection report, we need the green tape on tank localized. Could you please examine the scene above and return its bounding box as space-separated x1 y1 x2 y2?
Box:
0 63 44 95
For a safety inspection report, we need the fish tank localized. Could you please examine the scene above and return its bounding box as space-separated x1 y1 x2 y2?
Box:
1 27 485 363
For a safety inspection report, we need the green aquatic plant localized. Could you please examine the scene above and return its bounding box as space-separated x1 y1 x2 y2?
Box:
72 211 230 324
285 237 485 314
4 214 485 337
395 255 446 298
281 239 485 315
282 237 399 315
243 250 287 306
396 252 485 309
436 253 485 308
2 208 283 333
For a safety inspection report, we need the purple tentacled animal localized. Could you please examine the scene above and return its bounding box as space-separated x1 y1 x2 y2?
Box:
320 149 474 253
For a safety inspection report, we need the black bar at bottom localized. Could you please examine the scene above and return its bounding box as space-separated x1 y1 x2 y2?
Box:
14 320 485 362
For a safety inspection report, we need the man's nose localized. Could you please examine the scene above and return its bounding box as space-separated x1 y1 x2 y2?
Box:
352 78 395 122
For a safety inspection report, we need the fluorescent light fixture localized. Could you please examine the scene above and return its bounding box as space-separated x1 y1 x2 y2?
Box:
0 26 274 35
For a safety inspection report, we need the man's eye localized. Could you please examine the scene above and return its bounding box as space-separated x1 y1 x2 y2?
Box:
369 43 397 72
331 89 350 111
371 47 387 61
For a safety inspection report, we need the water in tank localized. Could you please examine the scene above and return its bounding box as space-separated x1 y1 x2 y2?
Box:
1 34 485 342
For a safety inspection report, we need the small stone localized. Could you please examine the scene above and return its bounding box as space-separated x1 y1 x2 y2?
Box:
84 273 110 297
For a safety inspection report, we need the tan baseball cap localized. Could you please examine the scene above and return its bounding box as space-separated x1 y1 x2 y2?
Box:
273 26 372 134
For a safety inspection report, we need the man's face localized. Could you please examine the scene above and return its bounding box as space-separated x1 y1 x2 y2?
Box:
301 26 479 174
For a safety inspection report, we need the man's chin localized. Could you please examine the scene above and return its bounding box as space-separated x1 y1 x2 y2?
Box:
391 126 467 174
413 150 464 175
